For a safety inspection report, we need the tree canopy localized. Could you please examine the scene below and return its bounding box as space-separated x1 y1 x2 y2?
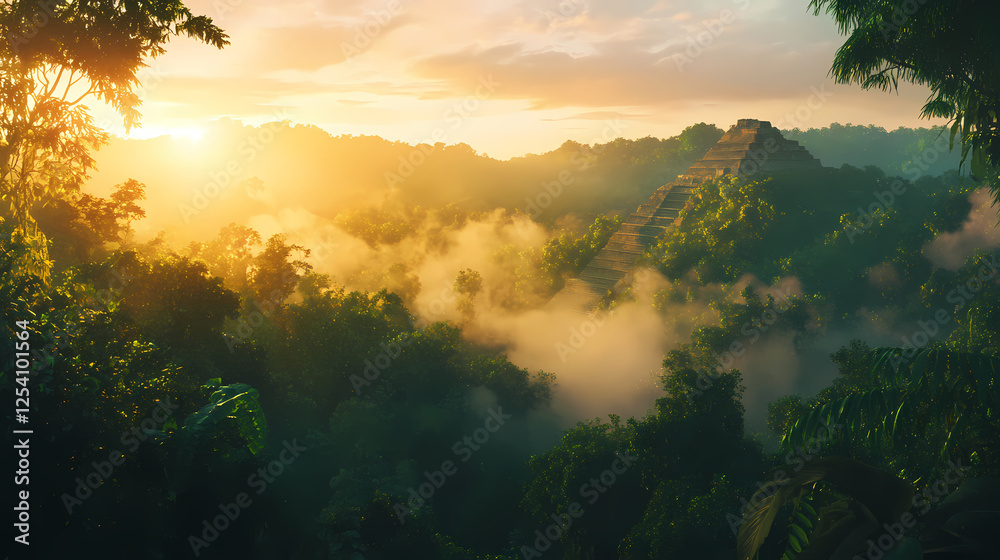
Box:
0 0 227 277
809 0 1000 197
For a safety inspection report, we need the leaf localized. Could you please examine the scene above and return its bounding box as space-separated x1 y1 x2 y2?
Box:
788 532 803 553
939 412 968 463
800 501 818 518
182 383 268 454
795 501 878 560
789 522 809 545
909 348 931 386
737 457 913 560
891 400 907 439
736 487 784 560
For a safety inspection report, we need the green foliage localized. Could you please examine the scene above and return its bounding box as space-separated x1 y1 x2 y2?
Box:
2 20 998 552
454 268 482 322
31 178 147 266
809 0 1000 198
540 213 622 290
0 0 228 276
767 396 810 437
784 344 1000 483
647 175 784 283
335 206 430 247
260 286 413 417
737 457 913 560
180 382 268 456
645 167 974 323
118 252 241 350
783 123 962 177
248 233 311 302
187 223 262 290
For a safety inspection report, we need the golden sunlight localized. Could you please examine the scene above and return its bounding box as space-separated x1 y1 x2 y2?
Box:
127 126 206 143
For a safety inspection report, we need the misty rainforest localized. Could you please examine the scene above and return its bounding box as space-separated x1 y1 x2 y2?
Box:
2 1 1000 559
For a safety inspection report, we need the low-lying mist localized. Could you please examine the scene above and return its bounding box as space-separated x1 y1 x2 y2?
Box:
80 121 986 432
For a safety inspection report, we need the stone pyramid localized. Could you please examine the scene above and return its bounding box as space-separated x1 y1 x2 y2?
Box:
548 119 821 313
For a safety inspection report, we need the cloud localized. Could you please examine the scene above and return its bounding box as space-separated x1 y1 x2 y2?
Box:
923 188 1000 270
408 30 843 111
542 110 649 121
236 16 415 73
84 0 948 160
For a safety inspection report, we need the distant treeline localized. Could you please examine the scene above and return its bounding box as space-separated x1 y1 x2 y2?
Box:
782 123 964 178
94 121 967 238
90 121 724 230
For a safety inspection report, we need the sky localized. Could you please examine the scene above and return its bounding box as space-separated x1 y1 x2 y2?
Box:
90 0 948 160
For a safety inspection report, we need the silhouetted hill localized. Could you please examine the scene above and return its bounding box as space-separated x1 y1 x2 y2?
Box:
782 123 964 177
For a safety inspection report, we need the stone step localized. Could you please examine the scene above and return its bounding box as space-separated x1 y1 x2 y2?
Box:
615 224 665 236
547 117 823 314
546 278 607 314
601 237 648 252
579 269 628 286
576 270 620 288
647 216 678 228
589 253 641 268
587 257 641 271
653 203 684 213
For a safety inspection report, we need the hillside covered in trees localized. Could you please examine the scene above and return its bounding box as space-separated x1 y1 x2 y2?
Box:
4 0 1000 559
4 127 999 558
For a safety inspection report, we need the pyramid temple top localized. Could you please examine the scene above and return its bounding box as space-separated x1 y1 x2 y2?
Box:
547 118 824 312
675 117 822 184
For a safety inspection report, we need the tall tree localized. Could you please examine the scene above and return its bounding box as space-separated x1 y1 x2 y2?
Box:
809 0 1000 197
0 0 228 277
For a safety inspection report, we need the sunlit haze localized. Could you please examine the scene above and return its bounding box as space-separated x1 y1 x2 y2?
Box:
9 0 1000 556
92 0 946 159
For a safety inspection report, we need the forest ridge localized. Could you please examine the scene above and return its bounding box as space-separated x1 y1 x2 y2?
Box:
3 1 1000 559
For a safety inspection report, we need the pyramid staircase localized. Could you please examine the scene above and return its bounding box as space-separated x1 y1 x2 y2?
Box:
548 119 821 313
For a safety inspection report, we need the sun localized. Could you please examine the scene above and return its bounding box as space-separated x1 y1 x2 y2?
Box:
128 126 206 143
167 127 206 143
